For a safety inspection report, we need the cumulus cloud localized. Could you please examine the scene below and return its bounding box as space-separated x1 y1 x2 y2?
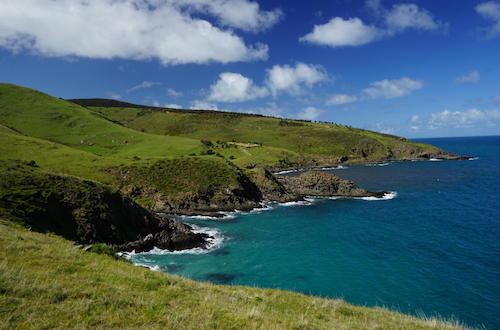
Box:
190 100 219 110
429 108 500 129
208 72 268 103
296 107 323 120
326 94 358 106
166 88 183 98
384 3 443 31
409 115 421 131
109 93 123 100
127 81 160 93
0 0 273 64
177 0 283 32
371 122 396 135
363 77 423 99
476 1 500 39
299 17 381 47
454 71 481 84
165 103 183 109
300 1 444 48
266 63 328 96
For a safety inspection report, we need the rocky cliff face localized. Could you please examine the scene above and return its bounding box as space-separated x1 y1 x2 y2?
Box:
249 169 386 203
248 168 299 203
0 160 208 253
110 158 263 217
276 171 386 198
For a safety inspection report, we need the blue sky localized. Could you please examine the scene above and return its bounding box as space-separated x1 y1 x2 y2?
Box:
1 0 499 138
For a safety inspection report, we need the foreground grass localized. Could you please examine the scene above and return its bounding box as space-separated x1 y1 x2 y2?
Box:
0 221 464 329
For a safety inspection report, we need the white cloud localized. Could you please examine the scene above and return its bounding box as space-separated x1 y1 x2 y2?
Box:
371 122 396 134
127 81 160 93
165 103 183 109
190 100 219 110
109 93 122 100
476 1 500 39
299 17 381 47
266 62 328 96
208 72 268 103
252 102 284 117
0 0 271 64
454 71 481 84
326 94 358 106
300 1 444 48
409 115 421 131
296 107 323 120
384 3 443 31
166 88 183 98
177 0 283 33
363 77 423 99
429 108 500 129
494 95 500 105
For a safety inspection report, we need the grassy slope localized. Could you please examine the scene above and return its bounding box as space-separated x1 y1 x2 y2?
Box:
89 106 441 166
0 83 202 159
0 221 463 329
0 84 248 194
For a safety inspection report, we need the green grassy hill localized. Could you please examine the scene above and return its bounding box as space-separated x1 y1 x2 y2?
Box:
0 82 455 210
0 84 202 158
0 220 464 329
84 101 443 166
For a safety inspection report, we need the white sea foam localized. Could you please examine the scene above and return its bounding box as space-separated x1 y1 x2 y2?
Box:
121 224 224 257
469 157 479 161
357 191 397 201
179 212 236 221
429 158 443 162
248 203 275 213
366 162 390 167
133 263 161 271
320 165 347 170
274 168 307 175
279 200 314 207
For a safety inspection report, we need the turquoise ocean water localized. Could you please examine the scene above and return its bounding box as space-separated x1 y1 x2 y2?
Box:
130 136 500 329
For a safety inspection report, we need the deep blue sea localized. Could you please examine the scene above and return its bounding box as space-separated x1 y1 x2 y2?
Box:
130 136 500 329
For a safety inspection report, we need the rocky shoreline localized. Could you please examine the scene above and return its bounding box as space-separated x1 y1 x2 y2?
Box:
160 169 388 219
1 152 472 256
265 150 473 175
114 151 474 253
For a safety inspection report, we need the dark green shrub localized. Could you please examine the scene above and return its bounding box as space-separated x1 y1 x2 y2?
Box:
89 243 116 258
201 139 213 147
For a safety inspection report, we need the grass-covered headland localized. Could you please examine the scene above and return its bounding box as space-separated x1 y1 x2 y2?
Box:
0 83 470 328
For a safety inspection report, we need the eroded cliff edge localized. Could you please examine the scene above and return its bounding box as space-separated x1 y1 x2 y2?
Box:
0 160 208 253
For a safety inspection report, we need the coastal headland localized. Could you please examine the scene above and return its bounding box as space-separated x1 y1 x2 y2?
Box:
0 83 469 329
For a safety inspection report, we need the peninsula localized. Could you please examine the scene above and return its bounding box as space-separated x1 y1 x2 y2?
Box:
0 83 467 328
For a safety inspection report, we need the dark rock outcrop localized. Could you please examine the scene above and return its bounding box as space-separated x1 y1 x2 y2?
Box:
276 171 387 199
109 158 263 218
113 216 209 253
248 168 300 203
0 160 209 253
249 169 386 203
